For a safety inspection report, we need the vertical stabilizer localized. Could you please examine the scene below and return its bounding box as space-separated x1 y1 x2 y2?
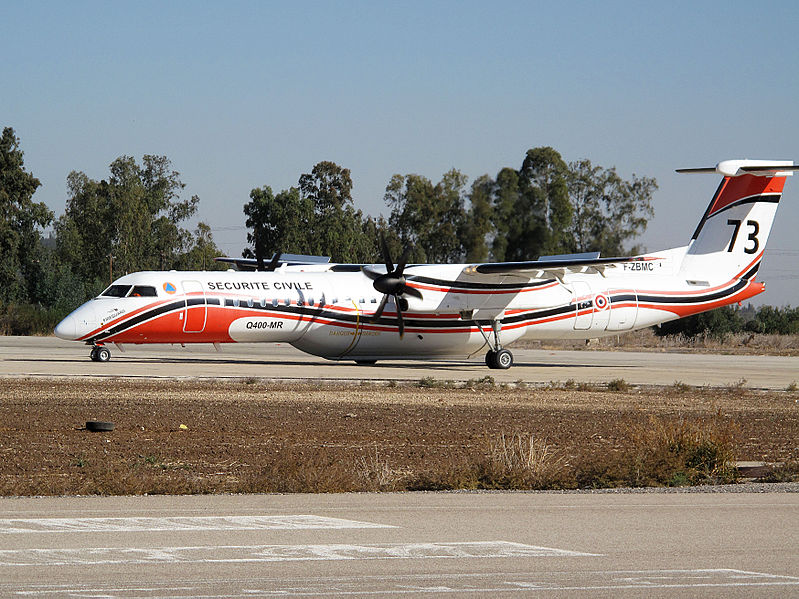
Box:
677 160 795 283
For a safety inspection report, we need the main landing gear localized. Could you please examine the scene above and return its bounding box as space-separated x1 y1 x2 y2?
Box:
477 320 514 370
89 345 111 362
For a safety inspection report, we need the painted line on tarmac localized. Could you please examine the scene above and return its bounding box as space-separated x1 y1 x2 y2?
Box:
0 541 598 566
4 569 798 596
0 514 395 534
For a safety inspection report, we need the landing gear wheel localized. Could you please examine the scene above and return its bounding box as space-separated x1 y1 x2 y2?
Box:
495 348 513 369
90 347 99 362
95 347 111 362
355 359 377 366
485 350 496 368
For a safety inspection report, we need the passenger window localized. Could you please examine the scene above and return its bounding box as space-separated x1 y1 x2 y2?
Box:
271 298 279 307
308 297 315 307
283 298 290 306
260 298 267 308
247 298 253 308
233 299 240 308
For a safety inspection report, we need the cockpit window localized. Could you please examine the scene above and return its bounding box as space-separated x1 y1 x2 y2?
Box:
101 285 132 298
130 285 157 297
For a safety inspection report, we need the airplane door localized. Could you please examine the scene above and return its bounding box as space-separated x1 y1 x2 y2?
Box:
606 289 637 331
182 280 206 333
572 281 593 330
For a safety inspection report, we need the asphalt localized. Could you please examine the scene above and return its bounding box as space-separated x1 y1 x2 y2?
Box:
2 336 798 597
0 492 797 597
2 335 798 389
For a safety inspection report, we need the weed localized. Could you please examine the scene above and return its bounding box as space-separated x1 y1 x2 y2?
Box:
672 381 690 393
786 381 798 392
726 378 748 394
576 382 596 391
477 433 568 489
418 377 441 388
607 379 630 392
758 460 799 483
243 377 258 385
465 375 495 388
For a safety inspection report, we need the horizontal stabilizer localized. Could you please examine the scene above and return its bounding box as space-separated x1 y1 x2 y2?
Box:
677 160 797 177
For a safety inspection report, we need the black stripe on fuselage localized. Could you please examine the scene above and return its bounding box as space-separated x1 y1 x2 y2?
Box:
92 277 750 341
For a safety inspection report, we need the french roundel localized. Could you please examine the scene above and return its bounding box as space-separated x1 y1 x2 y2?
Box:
594 293 608 310
163 282 177 294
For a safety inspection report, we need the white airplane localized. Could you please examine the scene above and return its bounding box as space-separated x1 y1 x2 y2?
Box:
55 159 796 369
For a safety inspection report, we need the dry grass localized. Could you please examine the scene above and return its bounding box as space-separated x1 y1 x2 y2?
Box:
514 328 799 356
0 378 795 495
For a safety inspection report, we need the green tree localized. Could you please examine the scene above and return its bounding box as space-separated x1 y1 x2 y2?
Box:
243 186 314 267
490 167 520 261
511 146 572 259
568 159 656 256
463 174 494 262
385 169 468 263
0 127 53 303
298 161 377 262
176 222 227 271
56 155 203 286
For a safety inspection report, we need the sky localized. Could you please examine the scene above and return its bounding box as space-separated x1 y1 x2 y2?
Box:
2 1 798 304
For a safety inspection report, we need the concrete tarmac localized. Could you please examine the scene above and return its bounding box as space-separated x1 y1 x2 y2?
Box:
1 335 798 388
0 492 797 597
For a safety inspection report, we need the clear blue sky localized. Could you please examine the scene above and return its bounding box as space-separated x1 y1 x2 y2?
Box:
3 1 798 303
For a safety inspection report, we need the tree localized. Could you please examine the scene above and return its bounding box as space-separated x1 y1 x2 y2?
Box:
385 169 468 263
56 155 204 287
244 162 381 265
463 174 494 262
243 186 314 267
512 146 572 259
568 159 656 256
0 127 52 303
176 222 227 271
490 167 520 261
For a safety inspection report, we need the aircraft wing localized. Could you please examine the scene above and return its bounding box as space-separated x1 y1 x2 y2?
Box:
215 253 331 271
464 254 649 279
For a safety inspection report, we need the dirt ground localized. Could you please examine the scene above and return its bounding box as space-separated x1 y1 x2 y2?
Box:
0 378 797 495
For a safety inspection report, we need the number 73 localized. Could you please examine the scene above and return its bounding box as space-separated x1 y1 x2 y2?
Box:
727 219 759 254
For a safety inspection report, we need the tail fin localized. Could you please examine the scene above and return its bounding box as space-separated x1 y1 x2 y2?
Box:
677 160 797 283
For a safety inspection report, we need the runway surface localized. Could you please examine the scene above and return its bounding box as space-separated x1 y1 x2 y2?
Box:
1 335 798 388
0 492 797 597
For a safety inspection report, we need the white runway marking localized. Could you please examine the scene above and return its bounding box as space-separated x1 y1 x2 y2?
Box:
0 514 394 534
4 569 798 597
0 541 598 566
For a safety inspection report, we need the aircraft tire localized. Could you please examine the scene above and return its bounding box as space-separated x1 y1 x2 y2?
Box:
95 347 111 362
355 360 377 366
495 349 513 370
485 350 497 368
86 421 114 432
89 347 98 361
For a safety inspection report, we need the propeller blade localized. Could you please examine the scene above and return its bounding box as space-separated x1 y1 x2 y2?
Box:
394 295 405 338
380 234 394 272
402 284 423 300
371 294 389 322
265 252 282 272
361 266 382 280
395 247 410 276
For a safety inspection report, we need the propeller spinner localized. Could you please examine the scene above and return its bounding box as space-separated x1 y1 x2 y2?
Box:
363 237 422 338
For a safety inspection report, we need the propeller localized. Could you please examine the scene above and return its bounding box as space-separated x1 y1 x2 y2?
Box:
363 236 422 338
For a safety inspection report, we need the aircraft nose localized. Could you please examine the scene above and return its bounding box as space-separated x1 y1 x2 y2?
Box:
54 316 77 340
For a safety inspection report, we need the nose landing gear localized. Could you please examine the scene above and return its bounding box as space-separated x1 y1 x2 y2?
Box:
89 345 111 362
